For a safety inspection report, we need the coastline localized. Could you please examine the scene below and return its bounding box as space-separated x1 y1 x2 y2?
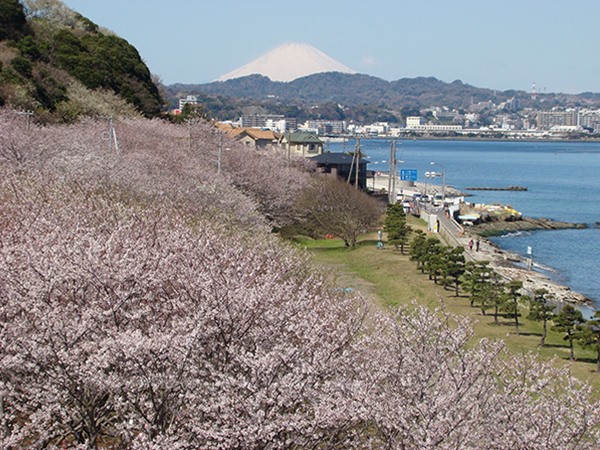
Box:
324 135 600 144
371 174 592 307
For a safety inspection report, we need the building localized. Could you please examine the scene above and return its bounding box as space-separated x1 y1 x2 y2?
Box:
280 132 323 157
537 110 577 130
505 98 521 111
264 118 297 133
406 116 426 128
364 122 389 136
578 110 600 133
310 153 370 190
178 95 198 110
304 120 347 135
405 116 462 131
230 128 280 148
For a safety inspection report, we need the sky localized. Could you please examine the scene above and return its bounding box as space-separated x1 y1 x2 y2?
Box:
60 0 600 94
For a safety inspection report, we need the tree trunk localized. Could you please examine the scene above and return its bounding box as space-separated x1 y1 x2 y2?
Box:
540 319 547 347
515 313 520 335
569 338 574 361
494 306 499 325
597 347 600 373
454 282 459 297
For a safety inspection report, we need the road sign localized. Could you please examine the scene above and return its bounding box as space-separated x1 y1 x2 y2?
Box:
401 169 417 181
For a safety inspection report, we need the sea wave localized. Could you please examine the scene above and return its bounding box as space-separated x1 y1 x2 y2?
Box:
495 230 533 239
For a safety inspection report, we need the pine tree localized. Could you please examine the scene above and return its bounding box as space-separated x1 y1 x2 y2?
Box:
383 202 412 253
440 246 465 296
527 289 556 347
502 280 524 335
577 311 600 372
552 305 585 361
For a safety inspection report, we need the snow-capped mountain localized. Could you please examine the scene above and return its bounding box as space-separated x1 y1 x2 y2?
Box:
214 43 357 83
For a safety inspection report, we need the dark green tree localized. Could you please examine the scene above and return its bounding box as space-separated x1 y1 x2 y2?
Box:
383 202 411 253
0 0 32 41
552 305 585 361
420 237 444 280
463 261 493 308
501 280 524 335
463 261 505 322
409 230 427 271
577 311 600 373
526 289 556 347
53 29 162 117
439 246 465 296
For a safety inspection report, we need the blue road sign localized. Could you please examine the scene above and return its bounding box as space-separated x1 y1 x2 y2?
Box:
401 169 418 181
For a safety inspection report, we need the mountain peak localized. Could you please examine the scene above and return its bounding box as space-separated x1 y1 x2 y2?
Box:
215 43 357 83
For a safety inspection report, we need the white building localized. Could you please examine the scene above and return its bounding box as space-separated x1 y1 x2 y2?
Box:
406 116 462 131
178 95 198 110
406 116 426 128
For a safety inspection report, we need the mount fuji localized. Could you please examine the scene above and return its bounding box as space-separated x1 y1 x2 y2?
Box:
214 43 357 83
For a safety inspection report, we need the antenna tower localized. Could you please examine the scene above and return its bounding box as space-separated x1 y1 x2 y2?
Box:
532 82 537 101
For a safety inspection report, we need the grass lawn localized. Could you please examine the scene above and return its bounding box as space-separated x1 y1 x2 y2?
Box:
291 215 600 394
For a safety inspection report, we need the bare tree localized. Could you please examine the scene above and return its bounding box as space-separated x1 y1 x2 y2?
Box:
295 176 384 247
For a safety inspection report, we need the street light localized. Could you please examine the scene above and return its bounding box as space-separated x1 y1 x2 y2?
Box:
430 161 446 203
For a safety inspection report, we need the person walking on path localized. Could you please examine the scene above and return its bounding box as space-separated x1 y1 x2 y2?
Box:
476 240 480 252
469 239 474 251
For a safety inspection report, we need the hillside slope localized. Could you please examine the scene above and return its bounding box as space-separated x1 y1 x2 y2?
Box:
0 0 162 120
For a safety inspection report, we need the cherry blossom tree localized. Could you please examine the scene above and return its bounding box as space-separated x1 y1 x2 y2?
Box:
1 108 600 449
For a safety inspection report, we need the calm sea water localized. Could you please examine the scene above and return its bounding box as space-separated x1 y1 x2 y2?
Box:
326 138 600 307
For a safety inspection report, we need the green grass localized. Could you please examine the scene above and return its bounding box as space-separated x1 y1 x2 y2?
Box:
292 215 600 394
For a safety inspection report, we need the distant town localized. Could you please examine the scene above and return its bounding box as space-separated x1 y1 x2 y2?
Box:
177 94 600 140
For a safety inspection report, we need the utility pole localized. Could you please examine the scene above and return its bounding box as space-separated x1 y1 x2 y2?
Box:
218 131 222 174
16 110 34 131
212 129 225 174
347 138 356 184
355 138 360 189
388 141 397 203
98 115 115 152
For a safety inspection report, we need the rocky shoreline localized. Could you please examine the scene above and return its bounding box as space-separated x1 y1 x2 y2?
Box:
472 215 587 237
465 211 590 305
474 242 593 305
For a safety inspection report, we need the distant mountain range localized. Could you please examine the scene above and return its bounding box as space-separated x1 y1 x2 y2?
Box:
167 72 600 112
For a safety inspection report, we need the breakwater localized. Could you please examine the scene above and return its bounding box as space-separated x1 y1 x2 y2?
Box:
465 186 527 191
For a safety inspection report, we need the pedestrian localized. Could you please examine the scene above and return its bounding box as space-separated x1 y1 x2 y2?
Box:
468 239 473 251
476 240 480 252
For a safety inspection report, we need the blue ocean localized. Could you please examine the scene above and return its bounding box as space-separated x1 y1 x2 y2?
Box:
326 139 600 307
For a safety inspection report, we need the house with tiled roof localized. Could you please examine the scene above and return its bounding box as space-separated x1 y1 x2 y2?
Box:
215 122 235 133
230 127 280 148
279 132 323 157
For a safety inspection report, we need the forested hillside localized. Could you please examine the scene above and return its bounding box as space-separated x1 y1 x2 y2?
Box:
168 72 600 122
0 0 162 121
